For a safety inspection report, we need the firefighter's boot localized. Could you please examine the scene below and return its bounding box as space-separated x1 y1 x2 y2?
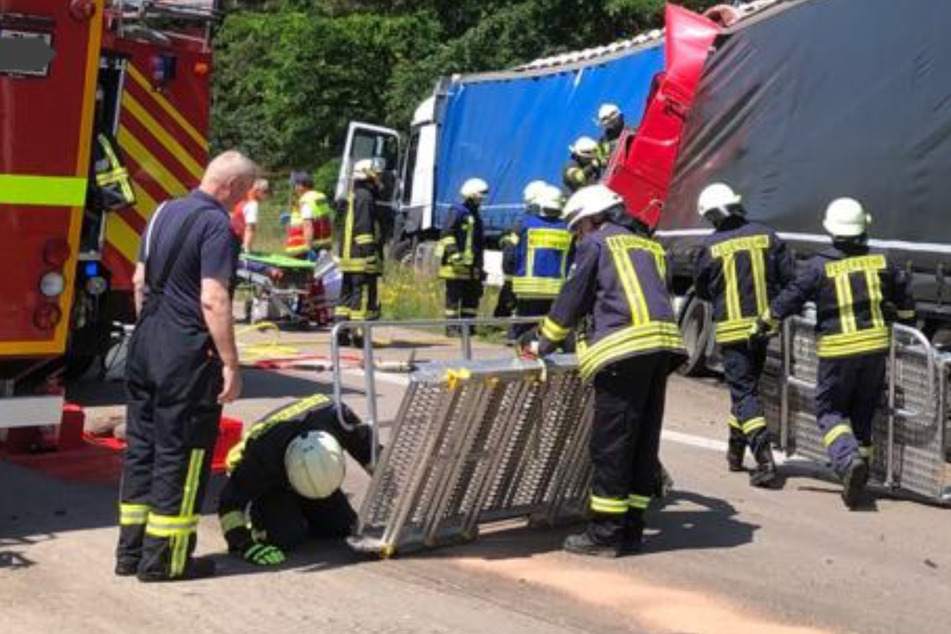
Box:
137 556 216 583
749 440 778 488
841 455 869 510
622 513 645 554
727 428 746 472
563 531 624 558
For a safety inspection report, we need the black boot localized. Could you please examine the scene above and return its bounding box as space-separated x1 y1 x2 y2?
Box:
841 456 869 509
114 559 139 577
727 429 746 472
563 531 624 558
137 556 216 583
335 329 352 347
749 441 779 488
622 514 645 554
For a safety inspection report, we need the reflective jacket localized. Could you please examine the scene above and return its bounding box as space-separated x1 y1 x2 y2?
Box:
94 133 135 210
286 190 334 256
338 182 382 274
512 214 573 299
562 157 601 193
217 395 372 553
769 244 916 358
437 201 484 281
538 222 686 381
694 218 796 344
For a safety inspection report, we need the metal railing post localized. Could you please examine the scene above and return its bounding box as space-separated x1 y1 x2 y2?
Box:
886 329 898 488
780 320 792 450
363 323 380 466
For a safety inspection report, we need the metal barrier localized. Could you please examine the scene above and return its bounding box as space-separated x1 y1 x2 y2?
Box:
330 317 540 465
762 317 951 503
344 354 593 558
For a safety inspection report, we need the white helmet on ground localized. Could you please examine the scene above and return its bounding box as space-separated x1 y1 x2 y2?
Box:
823 197 871 238
697 182 743 220
460 177 489 201
523 180 549 205
564 184 624 230
352 159 379 182
284 430 346 499
597 103 622 127
536 184 565 216
570 136 599 159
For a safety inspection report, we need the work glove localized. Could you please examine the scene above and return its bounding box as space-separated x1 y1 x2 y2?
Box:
748 317 778 347
516 328 540 360
243 542 286 566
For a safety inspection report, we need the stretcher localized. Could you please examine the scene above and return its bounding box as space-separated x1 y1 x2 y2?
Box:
236 253 340 325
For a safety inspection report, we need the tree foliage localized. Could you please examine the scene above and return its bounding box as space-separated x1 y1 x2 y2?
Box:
211 0 721 173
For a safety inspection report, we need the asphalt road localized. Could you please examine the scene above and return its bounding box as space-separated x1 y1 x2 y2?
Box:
2 327 949 634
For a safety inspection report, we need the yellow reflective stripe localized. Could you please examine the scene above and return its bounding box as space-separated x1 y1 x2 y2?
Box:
354 233 375 245
0 174 88 206
127 63 209 150
220 510 247 535
722 252 742 323
526 228 572 250
117 125 188 197
105 213 141 265
566 167 587 184
750 247 769 317
590 495 629 514
245 395 331 444
823 423 854 447
817 327 890 358
865 269 885 329
715 317 757 343
513 277 565 296
540 317 570 342
741 416 767 435
830 271 856 334
119 503 150 526
858 445 874 459
628 495 651 510
579 322 684 380
122 93 204 181
728 416 742 431
343 191 355 261
606 238 649 326
170 449 205 577
896 309 916 320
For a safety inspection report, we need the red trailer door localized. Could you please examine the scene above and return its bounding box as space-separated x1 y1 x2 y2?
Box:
0 0 104 356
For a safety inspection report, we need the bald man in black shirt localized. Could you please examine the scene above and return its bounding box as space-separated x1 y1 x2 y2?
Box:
116 151 259 582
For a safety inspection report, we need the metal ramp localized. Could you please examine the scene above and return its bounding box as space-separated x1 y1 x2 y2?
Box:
348 355 594 558
762 318 951 503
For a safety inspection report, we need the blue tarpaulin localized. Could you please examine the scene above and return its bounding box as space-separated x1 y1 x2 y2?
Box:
434 45 665 234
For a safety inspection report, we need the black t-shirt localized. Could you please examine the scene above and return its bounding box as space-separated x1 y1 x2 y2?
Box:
138 190 237 332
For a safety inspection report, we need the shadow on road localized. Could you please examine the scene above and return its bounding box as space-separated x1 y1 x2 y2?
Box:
646 489 759 553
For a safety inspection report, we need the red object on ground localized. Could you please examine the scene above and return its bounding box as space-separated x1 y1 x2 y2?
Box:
58 403 86 450
213 417 244 471
605 4 720 228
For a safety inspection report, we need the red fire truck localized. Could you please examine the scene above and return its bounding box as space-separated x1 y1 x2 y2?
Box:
0 0 216 429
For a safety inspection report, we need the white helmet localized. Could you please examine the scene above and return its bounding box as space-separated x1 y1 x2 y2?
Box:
284 430 346 499
536 184 565 216
564 184 624 230
352 159 379 182
697 182 743 220
823 197 871 238
460 177 489 201
523 180 549 205
570 136 599 159
597 103 622 126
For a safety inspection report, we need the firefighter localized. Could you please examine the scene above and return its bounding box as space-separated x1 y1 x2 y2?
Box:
755 197 915 508
693 183 795 487
231 178 269 253
521 184 686 557
596 103 625 166
116 151 259 581
286 171 333 259
562 136 602 193
438 178 487 337
498 181 547 330
218 395 373 564
511 184 572 339
335 159 384 347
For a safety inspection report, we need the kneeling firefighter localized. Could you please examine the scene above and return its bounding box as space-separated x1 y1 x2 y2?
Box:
521 184 686 557
755 198 915 509
218 395 373 564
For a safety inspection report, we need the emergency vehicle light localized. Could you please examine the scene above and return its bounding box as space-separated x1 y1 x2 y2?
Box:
39 272 66 297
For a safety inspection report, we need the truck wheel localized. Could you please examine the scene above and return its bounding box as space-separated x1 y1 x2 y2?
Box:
390 238 415 267
678 297 711 377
